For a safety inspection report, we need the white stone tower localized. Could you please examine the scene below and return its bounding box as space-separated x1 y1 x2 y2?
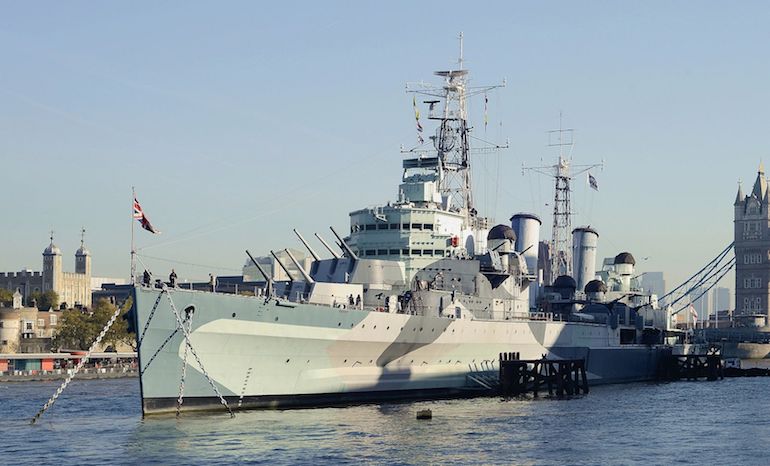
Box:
75 227 91 276
42 231 63 293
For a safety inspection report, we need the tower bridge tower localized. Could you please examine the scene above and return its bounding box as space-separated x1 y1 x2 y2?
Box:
734 163 770 325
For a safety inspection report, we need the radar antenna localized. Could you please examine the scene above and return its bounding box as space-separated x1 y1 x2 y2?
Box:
523 113 602 284
402 33 507 229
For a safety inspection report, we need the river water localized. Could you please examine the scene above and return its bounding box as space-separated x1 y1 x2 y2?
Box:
2 377 768 465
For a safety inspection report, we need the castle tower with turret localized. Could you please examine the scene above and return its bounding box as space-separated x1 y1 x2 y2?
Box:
75 228 91 276
42 232 63 294
734 163 770 326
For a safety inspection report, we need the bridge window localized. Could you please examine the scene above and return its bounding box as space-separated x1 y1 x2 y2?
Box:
365 225 375 231
434 250 445 256
402 249 409 255
365 250 376 256
389 249 400 255
423 224 434 230
377 224 389 230
411 223 422 230
377 249 388 255
402 223 410 230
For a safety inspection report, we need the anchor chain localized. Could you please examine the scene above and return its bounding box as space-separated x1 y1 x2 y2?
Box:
162 285 234 417
31 302 124 424
176 310 194 416
139 327 180 376
138 289 166 344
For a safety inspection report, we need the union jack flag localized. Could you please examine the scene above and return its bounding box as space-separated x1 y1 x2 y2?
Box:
133 197 160 234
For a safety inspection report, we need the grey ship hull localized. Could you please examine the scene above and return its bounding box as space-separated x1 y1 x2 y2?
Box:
134 286 666 414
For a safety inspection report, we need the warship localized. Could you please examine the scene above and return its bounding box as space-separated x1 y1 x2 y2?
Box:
132 44 677 415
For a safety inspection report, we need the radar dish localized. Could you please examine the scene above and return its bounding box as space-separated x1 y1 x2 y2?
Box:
434 123 455 152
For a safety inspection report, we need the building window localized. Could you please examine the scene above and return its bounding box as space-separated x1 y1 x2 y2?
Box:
25 322 33 331
37 319 45 328
50 315 58 326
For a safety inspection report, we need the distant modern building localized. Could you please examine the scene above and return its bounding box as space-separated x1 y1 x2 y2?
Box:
734 164 770 327
689 286 710 323
639 272 666 297
1 232 92 308
712 287 730 313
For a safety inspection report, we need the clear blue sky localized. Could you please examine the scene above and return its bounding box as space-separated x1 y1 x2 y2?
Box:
2 1 766 298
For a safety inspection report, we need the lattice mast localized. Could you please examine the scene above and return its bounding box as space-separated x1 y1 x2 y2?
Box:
524 116 601 284
403 33 506 228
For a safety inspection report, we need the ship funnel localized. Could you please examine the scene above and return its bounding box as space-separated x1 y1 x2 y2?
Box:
511 213 541 274
572 226 599 293
511 213 541 308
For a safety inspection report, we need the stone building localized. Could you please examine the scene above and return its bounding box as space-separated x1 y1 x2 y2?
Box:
1 232 92 308
0 290 60 353
734 163 770 327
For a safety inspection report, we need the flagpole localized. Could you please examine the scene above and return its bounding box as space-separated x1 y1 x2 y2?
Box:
131 186 136 284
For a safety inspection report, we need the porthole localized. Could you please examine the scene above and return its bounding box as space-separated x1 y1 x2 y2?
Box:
338 322 341 326
362 324 366 328
232 313 236 318
285 359 290 363
274 317 278 321
373 325 377 329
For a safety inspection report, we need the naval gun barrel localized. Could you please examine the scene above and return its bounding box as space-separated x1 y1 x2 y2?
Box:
329 226 358 261
245 249 273 298
293 229 320 261
314 233 341 259
284 249 315 283
270 250 295 282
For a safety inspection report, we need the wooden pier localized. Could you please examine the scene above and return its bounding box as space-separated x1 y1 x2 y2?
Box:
499 353 589 397
658 346 724 381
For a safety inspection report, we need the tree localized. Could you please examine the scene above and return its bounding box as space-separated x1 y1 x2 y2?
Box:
27 290 59 310
0 288 13 306
52 298 135 351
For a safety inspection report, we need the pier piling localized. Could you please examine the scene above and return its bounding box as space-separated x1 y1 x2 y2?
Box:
499 354 588 398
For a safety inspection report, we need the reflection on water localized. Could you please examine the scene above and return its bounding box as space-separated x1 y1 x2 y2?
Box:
3 376 770 465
